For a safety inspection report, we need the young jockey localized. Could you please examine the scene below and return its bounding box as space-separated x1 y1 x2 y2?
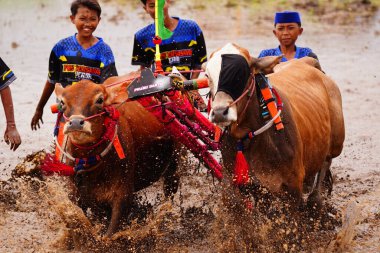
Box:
132 0 207 110
31 0 118 130
0 57 21 151
258 11 319 62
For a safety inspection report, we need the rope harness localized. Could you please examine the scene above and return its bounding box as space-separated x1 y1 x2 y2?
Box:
48 106 124 175
229 74 256 126
232 73 284 186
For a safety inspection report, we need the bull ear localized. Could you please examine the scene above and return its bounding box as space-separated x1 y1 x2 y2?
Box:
103 72 140 105
104 84 123 105
54 83 64 98
250 55 283 74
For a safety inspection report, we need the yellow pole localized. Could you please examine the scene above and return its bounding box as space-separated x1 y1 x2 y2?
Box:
154 0 163 72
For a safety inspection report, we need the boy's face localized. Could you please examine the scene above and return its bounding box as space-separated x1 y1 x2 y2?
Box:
273 23 303 47
143 0 169 20
70 6 100 39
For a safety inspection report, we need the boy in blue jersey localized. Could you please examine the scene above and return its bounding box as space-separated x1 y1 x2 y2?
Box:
0 57 21 151
258 11 318 62
132 0 207 110
31 0 118 130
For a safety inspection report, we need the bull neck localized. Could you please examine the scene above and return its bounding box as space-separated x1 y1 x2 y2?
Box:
73 34 102 51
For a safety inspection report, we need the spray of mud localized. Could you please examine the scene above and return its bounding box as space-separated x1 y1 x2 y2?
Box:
0 151 364 252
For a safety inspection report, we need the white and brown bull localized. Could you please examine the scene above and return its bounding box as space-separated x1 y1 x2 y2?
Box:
206 43 345 207
54 76 179 237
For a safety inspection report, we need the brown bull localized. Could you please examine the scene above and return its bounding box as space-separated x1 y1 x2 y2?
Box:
206 43 345 207
54 75 179 237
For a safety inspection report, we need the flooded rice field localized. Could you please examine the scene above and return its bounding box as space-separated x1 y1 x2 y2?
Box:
0 0 380 252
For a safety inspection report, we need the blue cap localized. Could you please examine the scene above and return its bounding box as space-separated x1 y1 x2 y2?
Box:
274 11 301 25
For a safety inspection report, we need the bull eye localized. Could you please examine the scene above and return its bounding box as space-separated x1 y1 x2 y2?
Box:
96 97 104 104
59 100 65 108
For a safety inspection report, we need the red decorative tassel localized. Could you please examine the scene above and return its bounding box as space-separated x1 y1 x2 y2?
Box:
40 154 75 176
233 151 250 186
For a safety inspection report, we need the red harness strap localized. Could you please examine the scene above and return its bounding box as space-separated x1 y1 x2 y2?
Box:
104 106 125 159
257 74 284 131
61 106 125 159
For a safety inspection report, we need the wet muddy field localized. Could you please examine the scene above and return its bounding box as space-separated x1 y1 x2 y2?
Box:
0 1 379 252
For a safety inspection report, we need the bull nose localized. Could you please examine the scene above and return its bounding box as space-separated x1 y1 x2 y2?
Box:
67 117 85 131
211 106 229 123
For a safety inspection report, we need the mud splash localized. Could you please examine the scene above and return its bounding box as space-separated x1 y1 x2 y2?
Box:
0 151 348 252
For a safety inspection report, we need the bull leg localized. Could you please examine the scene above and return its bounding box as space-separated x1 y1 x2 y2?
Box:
282 183 303 208
324 167 334 196
163 158 179 198
104 196 131 238
307 157 332 210
104 200 124 237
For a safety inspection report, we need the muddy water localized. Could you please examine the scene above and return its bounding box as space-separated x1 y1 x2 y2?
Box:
1 1 380 252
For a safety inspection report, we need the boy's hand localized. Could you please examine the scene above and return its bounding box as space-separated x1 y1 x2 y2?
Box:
4 124 21 151
31 110 44 130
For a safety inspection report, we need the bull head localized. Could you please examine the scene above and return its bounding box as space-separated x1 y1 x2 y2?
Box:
55 80 110 145
206 43 281 126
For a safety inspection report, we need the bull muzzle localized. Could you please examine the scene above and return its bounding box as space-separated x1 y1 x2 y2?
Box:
209 91 237 126
211 106 230 123
69 117 85 129
64 116 92 135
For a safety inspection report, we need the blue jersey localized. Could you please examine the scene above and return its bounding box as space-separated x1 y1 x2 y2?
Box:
48 34 117 87
132 17 207 78
258 46 318 62
0 57 16 91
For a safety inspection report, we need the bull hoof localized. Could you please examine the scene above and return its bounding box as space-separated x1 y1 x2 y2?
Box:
323 169 334 196
307 192 323 212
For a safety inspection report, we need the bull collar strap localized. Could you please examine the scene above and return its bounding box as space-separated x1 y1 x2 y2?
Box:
256 73 284 131
233 86 283 187
55 106 126 173
54 124 118 173
238 83 284 142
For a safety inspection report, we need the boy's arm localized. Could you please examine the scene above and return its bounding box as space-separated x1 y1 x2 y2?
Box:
31 80 55 130
0 86 21 151
31 48 60 130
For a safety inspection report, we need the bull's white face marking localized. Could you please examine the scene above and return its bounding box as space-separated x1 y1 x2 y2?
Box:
210 91 238 127
206 43 241 125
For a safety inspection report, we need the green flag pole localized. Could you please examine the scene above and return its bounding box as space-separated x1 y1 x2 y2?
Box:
153 0 173 73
